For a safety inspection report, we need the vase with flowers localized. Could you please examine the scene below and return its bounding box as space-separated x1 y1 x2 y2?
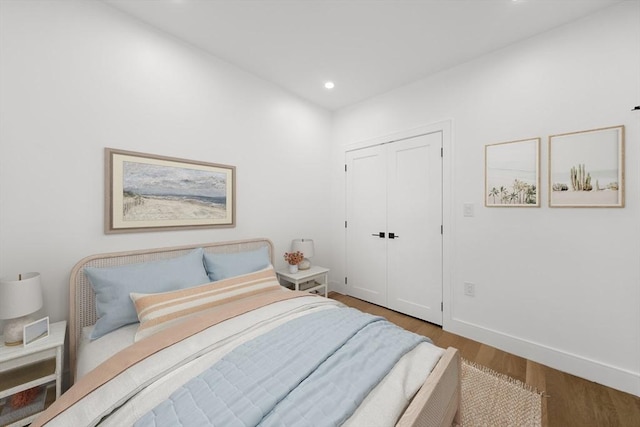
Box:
284 251 304 273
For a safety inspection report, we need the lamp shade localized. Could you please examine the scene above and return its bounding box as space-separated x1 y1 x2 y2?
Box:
291 239 314 258
0 272 43 319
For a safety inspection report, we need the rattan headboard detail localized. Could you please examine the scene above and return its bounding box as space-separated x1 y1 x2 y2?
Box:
68 238 274 383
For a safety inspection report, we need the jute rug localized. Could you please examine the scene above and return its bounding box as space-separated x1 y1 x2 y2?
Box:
456 360 543 427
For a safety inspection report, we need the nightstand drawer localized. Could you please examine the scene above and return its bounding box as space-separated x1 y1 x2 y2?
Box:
0 348 56 374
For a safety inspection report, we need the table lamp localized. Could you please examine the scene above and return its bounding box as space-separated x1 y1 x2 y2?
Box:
0 272 43 346
291 239 314 270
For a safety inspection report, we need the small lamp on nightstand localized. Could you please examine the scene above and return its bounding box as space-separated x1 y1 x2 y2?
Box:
0 272 43 346
291 239 314 270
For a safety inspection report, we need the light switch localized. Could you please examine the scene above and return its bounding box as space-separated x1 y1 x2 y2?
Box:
464 282 475 296
463 203 474 217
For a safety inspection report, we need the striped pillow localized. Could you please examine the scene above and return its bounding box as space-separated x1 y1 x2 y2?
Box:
130 266 282 341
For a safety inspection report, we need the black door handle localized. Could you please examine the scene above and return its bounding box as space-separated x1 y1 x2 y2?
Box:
371 232 385 238
389 232 399 239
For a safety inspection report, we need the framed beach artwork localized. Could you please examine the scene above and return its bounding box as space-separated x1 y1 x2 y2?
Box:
485 138 540 207
105 148 235 233
549 126 624 208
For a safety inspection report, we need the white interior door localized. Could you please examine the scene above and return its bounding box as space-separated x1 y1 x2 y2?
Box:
345 131 443 325
386 132 443 325
345 145 387 306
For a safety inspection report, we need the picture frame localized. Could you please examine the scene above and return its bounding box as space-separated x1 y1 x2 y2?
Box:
485 137 540 207
105 148 236 233
548 126 624 208
23 316 49 346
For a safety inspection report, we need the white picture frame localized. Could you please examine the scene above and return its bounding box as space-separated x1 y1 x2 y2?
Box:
23 316 49 346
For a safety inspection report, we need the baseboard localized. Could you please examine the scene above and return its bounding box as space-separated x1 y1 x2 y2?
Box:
447 318 640 397
329 281 347 295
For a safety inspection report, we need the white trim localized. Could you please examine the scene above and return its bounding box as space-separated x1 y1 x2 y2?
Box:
440 120 454 332
329 280 347 295
345 120 453 152
449 317 640 396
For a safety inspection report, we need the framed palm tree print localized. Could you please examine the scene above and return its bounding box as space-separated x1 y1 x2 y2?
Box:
485 138 540 207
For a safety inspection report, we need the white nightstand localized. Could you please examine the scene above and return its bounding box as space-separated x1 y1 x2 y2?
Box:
276 266 329 297
0 321 66 427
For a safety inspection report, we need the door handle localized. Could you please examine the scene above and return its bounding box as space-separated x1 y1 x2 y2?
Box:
388 233 399 239
371 232 386 238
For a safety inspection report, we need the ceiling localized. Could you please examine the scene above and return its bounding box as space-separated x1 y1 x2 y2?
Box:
103 0 623 111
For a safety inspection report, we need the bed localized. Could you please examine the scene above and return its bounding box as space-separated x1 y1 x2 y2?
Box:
34 238 460 427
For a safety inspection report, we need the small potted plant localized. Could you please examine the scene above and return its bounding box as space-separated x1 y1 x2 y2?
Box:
284 251 304 273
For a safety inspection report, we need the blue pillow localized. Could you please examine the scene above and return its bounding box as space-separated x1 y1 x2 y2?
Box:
85 248 210 340
203 246 271 281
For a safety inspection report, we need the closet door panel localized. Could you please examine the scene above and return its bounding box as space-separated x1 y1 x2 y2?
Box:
387 132 443 325
345 145 387 306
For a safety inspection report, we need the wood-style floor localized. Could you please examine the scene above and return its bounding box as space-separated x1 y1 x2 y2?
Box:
329 293 640 427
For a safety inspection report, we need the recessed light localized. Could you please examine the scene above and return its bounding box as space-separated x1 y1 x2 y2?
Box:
324 81 335 90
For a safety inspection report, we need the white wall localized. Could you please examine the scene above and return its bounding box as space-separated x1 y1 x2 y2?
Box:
331 2 640 396
0 0 332 331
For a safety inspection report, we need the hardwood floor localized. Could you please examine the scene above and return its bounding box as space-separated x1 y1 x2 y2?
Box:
329 293 640 427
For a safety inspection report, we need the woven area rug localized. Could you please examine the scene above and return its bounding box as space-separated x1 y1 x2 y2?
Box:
456 360 543 427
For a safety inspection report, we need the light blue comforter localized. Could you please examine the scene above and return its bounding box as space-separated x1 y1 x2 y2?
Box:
135 307 428 427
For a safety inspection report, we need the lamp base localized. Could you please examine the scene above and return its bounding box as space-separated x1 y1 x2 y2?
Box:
298 258 311 270
3 315 34 346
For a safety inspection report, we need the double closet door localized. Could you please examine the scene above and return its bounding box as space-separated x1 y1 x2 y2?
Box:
345 131 443 325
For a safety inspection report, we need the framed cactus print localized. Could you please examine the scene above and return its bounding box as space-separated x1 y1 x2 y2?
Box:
485 138 540 207
549 126 624 208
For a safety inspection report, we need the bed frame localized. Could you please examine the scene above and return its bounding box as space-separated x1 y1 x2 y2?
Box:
68 238 461 427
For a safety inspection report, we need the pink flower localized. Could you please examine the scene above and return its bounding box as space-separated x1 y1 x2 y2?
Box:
284 251 304 265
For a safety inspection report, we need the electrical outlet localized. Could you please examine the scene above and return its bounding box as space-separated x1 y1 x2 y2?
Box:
464 282 475 297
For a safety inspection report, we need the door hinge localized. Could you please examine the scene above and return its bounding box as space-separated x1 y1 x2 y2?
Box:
441 225 443 234
441 147 443 157
441 302 443 311
345 277 348 285
345 164 347 172
345 221 348 228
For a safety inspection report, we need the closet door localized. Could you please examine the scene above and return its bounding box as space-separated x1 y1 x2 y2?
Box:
345 131 443 325
386 132 443 325
345 145 387 306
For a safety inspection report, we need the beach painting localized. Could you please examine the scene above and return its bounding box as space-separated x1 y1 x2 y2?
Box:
549 126 624 208
105 148 235 233
485 138 540 207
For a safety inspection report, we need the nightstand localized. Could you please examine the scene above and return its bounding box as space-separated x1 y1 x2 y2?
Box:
0 321 66 427
276 266 329 297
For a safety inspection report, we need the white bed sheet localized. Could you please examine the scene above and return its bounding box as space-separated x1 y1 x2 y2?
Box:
77 323 137 380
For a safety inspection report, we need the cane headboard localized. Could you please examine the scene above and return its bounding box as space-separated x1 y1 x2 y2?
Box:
68 238 274 382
